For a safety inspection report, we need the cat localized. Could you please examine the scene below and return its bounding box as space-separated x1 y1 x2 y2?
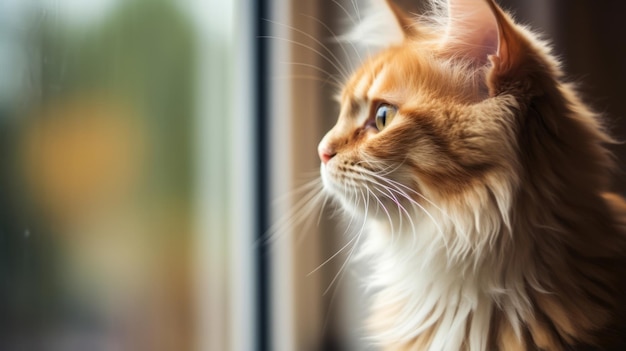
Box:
317 0 626 350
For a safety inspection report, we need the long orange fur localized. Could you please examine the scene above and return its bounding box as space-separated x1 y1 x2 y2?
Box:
318 0 626 350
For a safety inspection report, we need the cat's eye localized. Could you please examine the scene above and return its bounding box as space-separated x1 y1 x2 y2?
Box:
375 104 397 131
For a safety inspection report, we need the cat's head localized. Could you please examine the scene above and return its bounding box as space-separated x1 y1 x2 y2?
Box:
318 0 610 230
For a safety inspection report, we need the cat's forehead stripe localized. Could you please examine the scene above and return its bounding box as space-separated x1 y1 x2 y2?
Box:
348 59 386 101
366 66 389 101
354 68 376 98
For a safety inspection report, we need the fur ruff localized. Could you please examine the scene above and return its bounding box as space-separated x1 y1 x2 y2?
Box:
320 0 626 350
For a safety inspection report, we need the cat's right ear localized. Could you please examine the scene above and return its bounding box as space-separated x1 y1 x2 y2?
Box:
441 0 532 79
342 0 418 49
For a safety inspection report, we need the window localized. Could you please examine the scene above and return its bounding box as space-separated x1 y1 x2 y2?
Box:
1 1 625 351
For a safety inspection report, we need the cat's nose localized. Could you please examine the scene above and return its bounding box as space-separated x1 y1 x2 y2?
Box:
318 144 336 164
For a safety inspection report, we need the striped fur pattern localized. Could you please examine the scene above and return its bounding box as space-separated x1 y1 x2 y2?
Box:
318 0 626 350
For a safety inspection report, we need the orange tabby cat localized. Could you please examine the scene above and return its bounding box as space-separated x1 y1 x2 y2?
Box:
318 0 626 350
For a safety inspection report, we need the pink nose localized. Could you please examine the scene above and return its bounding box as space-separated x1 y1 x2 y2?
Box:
318 145 336 164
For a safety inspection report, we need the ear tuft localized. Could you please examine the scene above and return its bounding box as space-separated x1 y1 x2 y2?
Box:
440 0 499 64
441 0 531 71
341 0 417 50
483 0 528 73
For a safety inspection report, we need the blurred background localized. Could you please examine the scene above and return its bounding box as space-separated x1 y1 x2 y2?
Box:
0 0 624 350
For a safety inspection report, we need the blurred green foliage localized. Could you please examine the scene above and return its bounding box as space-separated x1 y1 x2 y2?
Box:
1 0 196 346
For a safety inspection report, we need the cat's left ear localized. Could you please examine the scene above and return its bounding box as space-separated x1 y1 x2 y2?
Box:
344 0 418 49
442 0 530 76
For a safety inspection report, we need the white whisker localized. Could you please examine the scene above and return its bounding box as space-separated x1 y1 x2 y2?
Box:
262 18 352 80
259 179 325 248
308 226 360 277
331 0 358 27
300 14 364 71
272 74 343 90
317 193 331 227
323 186 369 296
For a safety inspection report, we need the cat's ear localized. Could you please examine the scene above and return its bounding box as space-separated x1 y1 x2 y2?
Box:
343 0 418 49
384 0 419 38
442 0 529 74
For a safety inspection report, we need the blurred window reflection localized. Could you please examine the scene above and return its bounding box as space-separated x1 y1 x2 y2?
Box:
0 0 240 350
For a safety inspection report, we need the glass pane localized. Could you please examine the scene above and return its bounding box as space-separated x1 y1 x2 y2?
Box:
0 0 240 349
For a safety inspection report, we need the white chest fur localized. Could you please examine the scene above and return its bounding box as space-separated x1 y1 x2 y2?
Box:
360 195 528 351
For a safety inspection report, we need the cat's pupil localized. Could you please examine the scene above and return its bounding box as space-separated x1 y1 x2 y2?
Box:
375 104 395 131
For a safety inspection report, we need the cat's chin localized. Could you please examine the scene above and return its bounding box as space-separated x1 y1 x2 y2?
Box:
321 164 362 216
321 169 404 223
319 162 338 192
